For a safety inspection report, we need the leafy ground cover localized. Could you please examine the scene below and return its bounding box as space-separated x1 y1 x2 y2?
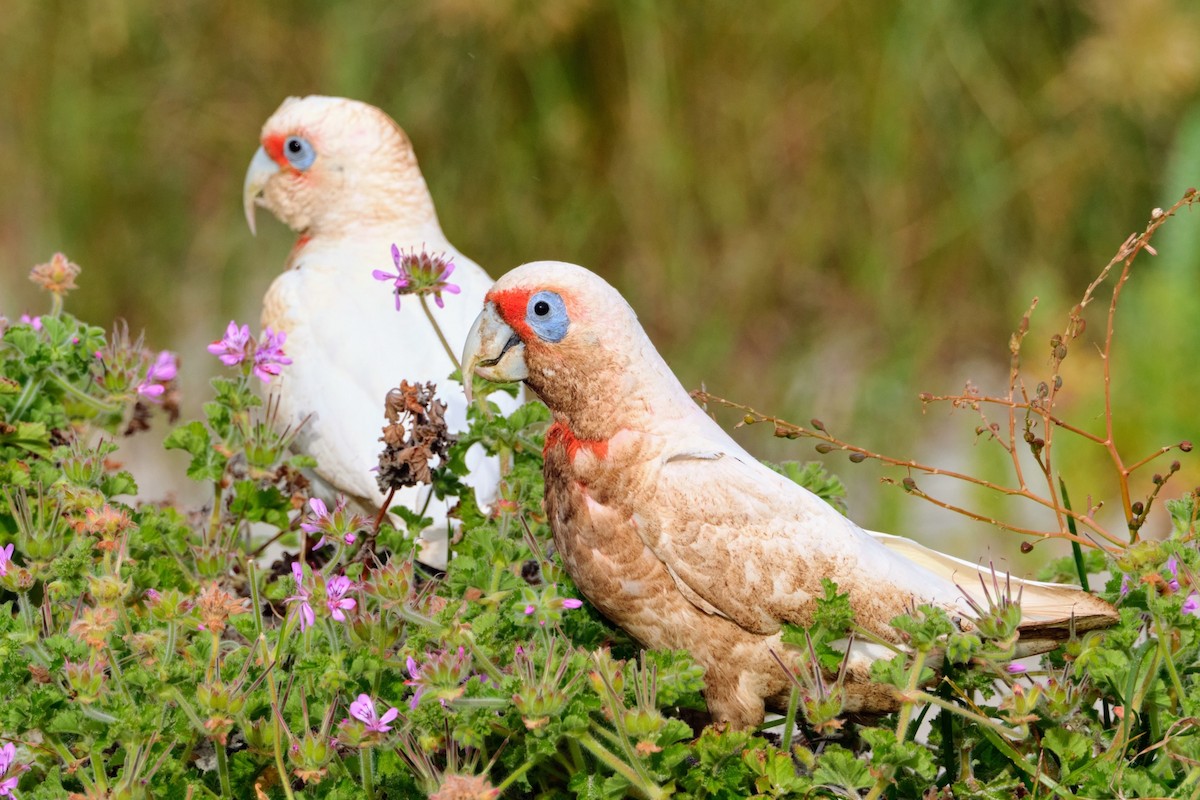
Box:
1 198 1199 798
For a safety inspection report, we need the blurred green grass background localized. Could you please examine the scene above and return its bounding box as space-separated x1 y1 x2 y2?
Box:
4 0 1199 565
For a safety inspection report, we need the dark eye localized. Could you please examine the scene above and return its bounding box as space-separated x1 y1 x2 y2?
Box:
533 300 550 316
283 136 316 170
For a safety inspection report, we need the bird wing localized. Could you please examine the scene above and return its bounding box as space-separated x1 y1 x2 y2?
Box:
642 434 962 638
868 531 1118 634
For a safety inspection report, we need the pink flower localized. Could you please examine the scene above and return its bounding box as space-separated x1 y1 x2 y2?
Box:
372 244 461 310
0 544 14 577
136 350 178 399
325 575 356 622
208 322 292 384
561 598 583 610
349 693 399 733
1183 593 1200 617
286 563 316 631
0 742 28 797
207 321 253 366
1006 663 1028 674
252 327 292 383
18 314 41 331
301 497 362 549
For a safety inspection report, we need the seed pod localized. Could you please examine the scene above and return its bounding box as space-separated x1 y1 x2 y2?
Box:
902 477 917 492
811 418 826 432
849 452 866 463
1131 501 1144 516
1055 344 1068 360
1181 440 1193 452
815 443 833 454
1020 542 1033 554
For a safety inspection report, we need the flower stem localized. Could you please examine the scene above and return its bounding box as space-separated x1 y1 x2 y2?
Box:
781 682 801 753
418 295 461 373
214 737 232 798
577 733 665 800
359 749 377 800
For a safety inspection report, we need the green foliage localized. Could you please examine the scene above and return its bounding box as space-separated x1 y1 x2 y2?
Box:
4 256 1200 800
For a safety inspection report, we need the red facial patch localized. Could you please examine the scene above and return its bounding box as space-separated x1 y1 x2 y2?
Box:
545 421 608 462
262 133 291 169
486 287 534 340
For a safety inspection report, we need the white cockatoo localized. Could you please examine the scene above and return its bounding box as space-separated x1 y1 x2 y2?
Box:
462 261 1117 727
243 95 519 567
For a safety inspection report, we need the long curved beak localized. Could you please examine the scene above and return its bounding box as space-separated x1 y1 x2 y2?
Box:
462 302 528 405
243 146 279 236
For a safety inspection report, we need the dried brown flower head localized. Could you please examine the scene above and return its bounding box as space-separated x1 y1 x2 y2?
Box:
429 773 500 800
377 381 454 493
29 252 81 296
69 605 119 650
195 581 251 635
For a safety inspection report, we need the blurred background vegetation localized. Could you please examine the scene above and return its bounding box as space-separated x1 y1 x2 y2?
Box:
4 0 1199 567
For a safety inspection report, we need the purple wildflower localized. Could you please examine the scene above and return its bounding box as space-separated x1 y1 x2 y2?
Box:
1119 574 1131 597
349 693 399 734
1006 663 1028 674
372 244 461 310
0 544 14 577
300 498 329 536
301 497 361 549
0 742 26 797
1166 556 1181 592
325 575 357 621
523 604 536 616
252 327 292 383
136 350 178 399
1183 593 1200 617
405 656 426 709
561 598 583 610
207 321 253 366
18 314 41 331
286 563 316 631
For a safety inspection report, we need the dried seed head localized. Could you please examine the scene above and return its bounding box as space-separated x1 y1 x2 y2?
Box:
1151 207 1164 219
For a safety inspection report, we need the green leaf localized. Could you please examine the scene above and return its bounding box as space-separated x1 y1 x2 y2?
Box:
812 745 873 792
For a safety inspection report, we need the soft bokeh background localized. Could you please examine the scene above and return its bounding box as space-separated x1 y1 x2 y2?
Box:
4 1 1200 570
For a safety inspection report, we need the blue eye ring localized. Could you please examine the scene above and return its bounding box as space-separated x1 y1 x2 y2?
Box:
284 136 316 170
526 290 569 342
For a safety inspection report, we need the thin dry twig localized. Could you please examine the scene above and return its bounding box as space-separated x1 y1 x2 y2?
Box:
694 189 1200 552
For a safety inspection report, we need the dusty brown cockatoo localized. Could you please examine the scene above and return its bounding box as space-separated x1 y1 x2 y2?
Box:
243 96 520 567
461 261 1118 728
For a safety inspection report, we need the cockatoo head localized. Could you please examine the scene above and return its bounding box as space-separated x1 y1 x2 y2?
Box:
463 261 659 437
243 95 435 236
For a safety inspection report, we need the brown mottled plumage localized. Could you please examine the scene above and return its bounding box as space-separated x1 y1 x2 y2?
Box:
462 261 1118 727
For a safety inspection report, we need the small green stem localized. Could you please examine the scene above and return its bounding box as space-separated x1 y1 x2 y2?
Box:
261 637 297 800
495 756 540 793
418 295 461 373
214 737 232 798
781 682 801 752
1059 479 1090 591
359 749 377 800
46 371 124 413
866 650 929 800
577 733 664 800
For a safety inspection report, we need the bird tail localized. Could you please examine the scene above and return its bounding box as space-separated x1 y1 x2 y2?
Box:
869 531 1118 655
